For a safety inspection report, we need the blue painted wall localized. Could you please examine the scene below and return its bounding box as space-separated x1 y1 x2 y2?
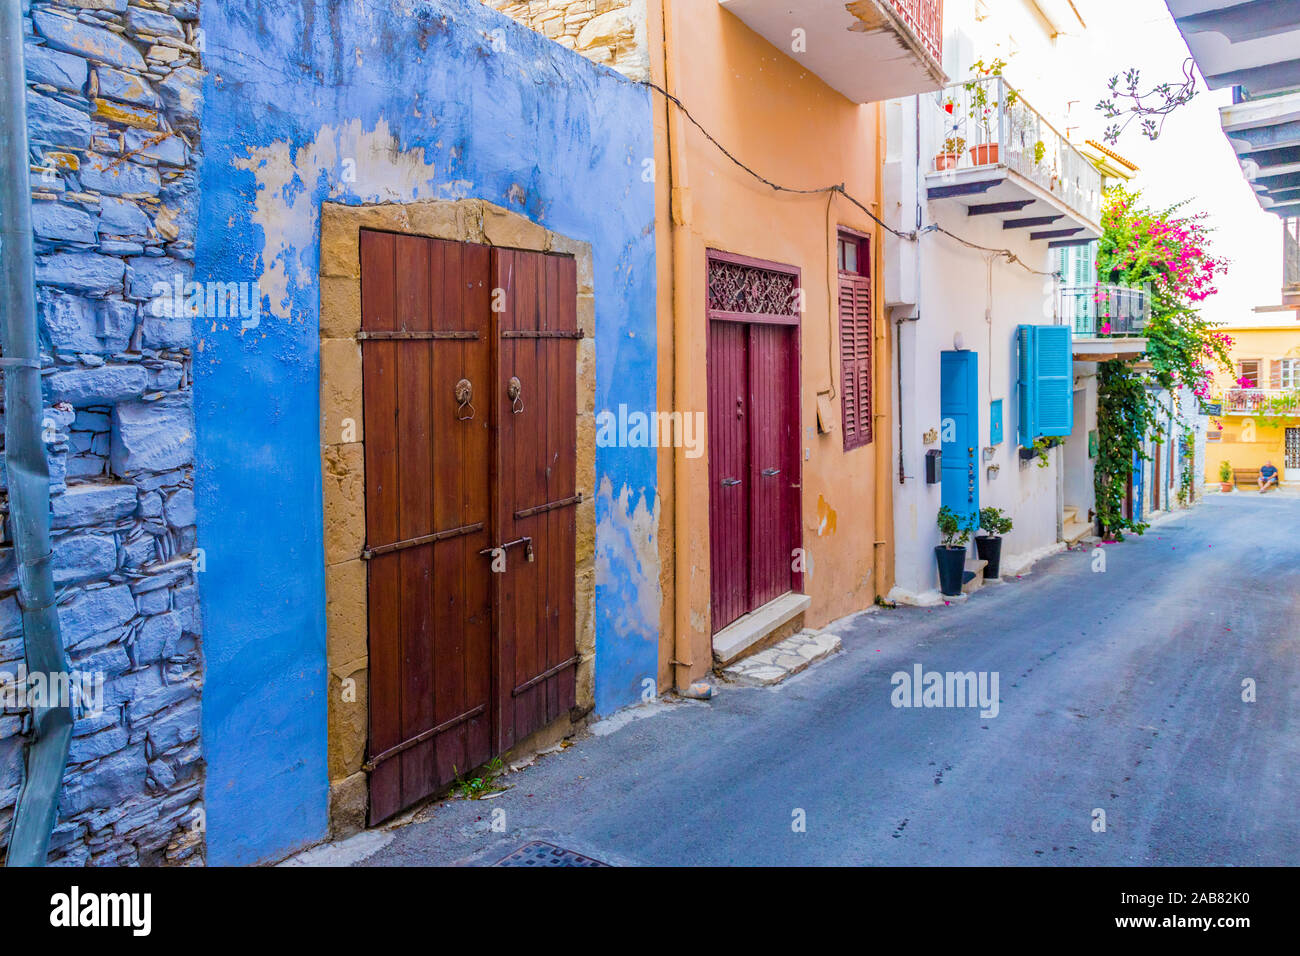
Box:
194 0 658 864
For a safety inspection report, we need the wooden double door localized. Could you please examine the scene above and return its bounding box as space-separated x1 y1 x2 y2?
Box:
707 318 801 633
360 231 579 823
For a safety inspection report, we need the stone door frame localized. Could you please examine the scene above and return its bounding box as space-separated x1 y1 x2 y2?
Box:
317 198 597 837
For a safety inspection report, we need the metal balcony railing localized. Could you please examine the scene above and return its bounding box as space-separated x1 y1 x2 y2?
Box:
1059 283 1149 336
1223 388 1300 414
886 0 943 65
930 76 1103 225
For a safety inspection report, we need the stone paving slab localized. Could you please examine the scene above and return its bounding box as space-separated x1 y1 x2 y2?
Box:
721 629 842 687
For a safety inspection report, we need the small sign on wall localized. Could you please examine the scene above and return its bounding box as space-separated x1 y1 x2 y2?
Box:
1088 429 1098 459
990 399 1003 445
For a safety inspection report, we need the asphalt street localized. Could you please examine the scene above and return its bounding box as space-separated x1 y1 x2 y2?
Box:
315 492 1300 866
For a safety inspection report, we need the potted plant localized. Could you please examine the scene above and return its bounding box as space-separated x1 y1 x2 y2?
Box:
964 58 1018 166
935 505 975 597
1218 459 1233 492
975 506 1013 579
934 134 966 171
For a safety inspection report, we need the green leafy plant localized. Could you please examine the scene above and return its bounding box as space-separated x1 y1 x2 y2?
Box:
978 506 1013 536
452 755 509 800
964 58 1019 141
1252 389 1300 428
1031 436 1057 468
937 505 976 549
1176 428 1195 507
1032 139 1046 164
1095 359 1152 539
1218 459 1232 483
942 134 967 155
1092 186 1232 538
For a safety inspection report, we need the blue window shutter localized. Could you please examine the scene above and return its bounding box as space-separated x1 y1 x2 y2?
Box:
1035 325 1074 437
1017 325 1036 447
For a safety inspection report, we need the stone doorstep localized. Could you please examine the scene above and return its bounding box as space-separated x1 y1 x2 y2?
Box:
1063 520 1092 546
711 592 812 666
961 557 987 595
722 629 842 687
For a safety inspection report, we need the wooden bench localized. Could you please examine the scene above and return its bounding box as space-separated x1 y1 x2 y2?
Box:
1234 467 1280 490
1233 467 1259 488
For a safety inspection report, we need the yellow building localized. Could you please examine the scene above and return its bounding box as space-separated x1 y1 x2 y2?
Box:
1205 323 1300 485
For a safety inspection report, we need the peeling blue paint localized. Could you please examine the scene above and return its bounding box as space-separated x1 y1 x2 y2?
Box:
193 0 658 864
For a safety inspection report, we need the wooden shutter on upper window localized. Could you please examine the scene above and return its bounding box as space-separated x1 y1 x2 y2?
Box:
1270 359 1282 388
839 273 873 450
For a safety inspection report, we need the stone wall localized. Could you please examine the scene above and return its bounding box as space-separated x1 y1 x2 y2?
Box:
481 0 649 80
0 0 204 865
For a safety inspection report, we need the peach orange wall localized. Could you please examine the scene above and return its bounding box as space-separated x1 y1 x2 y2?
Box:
652 0 892 686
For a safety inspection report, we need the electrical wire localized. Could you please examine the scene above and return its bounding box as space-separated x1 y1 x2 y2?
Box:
636 78 1066 279
637 78 916 241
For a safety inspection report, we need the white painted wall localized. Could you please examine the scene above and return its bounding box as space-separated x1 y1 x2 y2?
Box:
884 0 1104 601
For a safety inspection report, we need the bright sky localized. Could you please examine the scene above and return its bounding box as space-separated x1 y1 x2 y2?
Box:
1064 0 1284 327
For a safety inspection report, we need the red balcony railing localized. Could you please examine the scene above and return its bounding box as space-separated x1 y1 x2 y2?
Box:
887 0 943 65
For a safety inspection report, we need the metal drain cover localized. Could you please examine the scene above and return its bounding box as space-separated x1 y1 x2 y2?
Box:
493 841 609 867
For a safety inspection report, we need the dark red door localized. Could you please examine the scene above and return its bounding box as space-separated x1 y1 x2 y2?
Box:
361 232 576 823
708 320 750 631
706 308 800 633
748 323 798 610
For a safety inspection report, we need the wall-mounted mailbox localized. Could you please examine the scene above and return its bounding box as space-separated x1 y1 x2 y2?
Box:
925 449 942 484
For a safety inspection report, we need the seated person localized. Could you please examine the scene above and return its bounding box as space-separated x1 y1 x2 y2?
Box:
1259 461 1279 492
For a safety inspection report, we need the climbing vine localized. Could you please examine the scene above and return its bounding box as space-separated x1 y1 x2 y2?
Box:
1176 425 1196 507
1096 186 1232 399
1095 359 1152 538
1092 188 1232 537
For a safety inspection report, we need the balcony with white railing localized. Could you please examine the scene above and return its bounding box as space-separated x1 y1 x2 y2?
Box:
1059 282 1149 360
1222 388 1300 415
927 76 1104 239
718 0 945 104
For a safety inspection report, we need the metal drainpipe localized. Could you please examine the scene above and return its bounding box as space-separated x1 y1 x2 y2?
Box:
0 0 74 868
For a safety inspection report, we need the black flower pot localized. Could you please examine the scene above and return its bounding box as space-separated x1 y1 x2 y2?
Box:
935 545 967 597
975 534 1002 579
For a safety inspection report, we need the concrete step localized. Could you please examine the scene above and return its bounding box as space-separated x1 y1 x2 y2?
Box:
1063 505 1078 524
722 629 842 687
1063 517 1092 546
712 592 812 666
962 557 988 595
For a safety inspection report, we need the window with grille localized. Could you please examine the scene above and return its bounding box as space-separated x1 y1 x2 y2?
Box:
838 231 872 450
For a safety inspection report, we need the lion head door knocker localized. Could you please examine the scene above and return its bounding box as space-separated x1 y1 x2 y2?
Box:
454 378 475 421
507 376 524 415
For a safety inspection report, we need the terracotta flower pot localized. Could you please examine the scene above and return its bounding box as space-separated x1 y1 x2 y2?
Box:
1220 481 1233 492
969 143 1000 166
933 153 960 171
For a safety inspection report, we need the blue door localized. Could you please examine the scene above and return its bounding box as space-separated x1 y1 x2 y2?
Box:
940 350 980 526
1132 448 1144 521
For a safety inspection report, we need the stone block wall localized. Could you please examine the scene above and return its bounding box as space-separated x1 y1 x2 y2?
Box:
0 0 204 866
481 0 649 80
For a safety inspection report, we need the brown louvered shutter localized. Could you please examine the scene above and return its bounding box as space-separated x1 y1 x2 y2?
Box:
839 273 873 450
1270 359 1282 388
